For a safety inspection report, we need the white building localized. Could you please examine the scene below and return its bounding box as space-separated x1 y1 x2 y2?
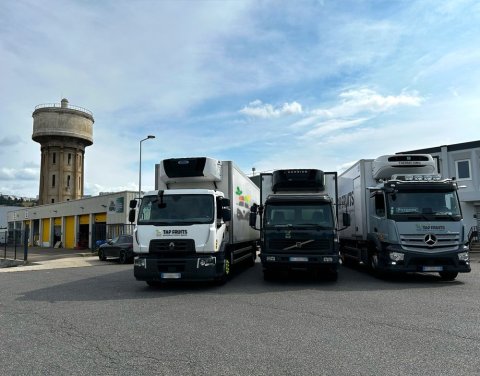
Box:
7 191 137 249
1 205 19 229
401 140 480 242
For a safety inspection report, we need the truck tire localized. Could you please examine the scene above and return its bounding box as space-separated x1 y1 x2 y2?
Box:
369 252 384 279
439 271 458 281
215 252 232 285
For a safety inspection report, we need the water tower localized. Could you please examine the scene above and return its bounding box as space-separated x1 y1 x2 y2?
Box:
32 98 94 205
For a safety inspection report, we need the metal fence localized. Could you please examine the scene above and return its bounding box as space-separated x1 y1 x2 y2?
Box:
2 229 28 261
2 224 135 260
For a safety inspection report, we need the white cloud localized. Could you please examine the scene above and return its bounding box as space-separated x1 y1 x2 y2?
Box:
309 88 423 120
0 167 37 181
299 118 370 139
240 100 303 118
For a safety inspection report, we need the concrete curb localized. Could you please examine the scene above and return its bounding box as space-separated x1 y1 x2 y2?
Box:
0 259 26 268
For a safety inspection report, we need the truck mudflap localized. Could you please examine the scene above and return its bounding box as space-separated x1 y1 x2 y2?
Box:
134 252 227 282
259 252 340 271
375 247 471 274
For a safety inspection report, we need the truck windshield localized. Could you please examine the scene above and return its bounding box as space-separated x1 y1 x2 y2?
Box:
387 190 461 221
265 203 334 228
138 194 214 225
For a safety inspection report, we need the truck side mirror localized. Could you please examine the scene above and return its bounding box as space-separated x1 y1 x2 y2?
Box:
222 208 232 222
221 198 231 207
128 209 136 223
342 212 351 227
129 199 137 209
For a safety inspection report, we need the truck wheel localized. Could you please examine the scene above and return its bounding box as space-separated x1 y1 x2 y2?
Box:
98 249 106 261
369 252 384 278
215 253 232 285
439 271 458 281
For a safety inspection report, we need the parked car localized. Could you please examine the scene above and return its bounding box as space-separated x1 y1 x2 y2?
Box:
98 235 134 264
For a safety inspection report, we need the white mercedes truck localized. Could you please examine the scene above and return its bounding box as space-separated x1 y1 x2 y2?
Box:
249 169 340 280
338 154 471 280
130 157 260 286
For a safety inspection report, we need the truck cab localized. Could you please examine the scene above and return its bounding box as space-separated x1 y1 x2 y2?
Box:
338 154 471 280
131 157 259 285
250 169 339 280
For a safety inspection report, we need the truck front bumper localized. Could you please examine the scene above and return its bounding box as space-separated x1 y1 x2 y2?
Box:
260 252 339 272
134 253 226 282
378 246 471 273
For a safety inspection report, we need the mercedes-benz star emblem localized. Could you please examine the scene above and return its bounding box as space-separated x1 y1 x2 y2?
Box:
424 233 437 246
168 242 175 251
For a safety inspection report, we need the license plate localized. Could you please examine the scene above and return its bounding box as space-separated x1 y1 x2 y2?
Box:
161 273 181 279
422 266 443 272
290 257 308 262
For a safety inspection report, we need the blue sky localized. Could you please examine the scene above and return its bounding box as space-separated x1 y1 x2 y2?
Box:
1 0 479 198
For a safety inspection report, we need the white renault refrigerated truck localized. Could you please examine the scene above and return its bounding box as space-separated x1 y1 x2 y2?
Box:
129 157 260 286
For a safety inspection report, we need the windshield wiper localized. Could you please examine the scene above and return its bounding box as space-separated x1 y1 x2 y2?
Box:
297 223 333 229
406 214 432 221
434 213 460 221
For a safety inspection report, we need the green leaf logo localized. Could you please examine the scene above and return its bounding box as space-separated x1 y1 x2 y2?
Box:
235 187 242 195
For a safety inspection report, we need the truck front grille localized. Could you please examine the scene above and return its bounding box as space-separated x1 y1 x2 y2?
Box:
268 238 331 253
400 233 460 252
149 239 196 257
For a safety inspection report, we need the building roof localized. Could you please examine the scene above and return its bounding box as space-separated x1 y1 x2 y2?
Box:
400 140 480 154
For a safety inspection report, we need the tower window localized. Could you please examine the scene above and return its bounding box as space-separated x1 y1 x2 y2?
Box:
53 153 56 164
68 153 72 165
67 175 71 188
51 198 55 203
52 174 56 187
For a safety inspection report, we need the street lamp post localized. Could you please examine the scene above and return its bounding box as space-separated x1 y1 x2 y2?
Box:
139 135 155 199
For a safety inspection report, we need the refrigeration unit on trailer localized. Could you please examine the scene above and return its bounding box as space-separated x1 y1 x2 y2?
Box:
249 169 339 280
130 157 260 285
338 154 470 280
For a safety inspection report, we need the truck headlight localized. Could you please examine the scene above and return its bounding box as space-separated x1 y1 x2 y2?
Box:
458 252 469 261
389 252 404 262
134 257 146 269
198 256 216 267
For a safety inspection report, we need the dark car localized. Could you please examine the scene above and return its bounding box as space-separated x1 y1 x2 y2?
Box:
98 234 134 264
